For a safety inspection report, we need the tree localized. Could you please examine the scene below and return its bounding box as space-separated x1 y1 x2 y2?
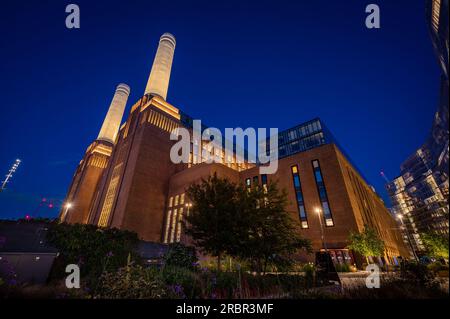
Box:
163 242 198 270
421 232 449 260
185 173 241 271
347 226 385 262
186 174 311 273
238 182 311 274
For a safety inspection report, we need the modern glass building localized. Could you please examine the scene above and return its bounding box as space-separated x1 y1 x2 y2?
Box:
273 118 331 159
386 0 449 253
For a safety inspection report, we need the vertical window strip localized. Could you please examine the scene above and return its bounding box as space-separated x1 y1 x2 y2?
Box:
176 208 184 242
170 209 178 243
291 165 308 228
261 174 268 192
312 160 334 226
164 210 172 243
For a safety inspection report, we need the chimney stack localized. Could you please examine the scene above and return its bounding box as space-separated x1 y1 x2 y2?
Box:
144 33 176 100
97 83 130 144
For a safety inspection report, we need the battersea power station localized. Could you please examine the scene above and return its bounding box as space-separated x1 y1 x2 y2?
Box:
60 33 408 265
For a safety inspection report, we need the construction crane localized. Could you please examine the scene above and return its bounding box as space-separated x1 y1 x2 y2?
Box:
380 169 390 183
1 159 21 192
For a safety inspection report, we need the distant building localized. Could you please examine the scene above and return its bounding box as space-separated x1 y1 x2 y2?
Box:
0 221 58 285
386 0 449 253
61 33 408 266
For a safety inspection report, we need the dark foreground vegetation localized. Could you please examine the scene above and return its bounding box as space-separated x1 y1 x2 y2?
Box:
0 222 448 299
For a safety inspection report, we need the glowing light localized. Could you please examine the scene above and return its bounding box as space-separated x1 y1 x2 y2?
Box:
1 159 21 191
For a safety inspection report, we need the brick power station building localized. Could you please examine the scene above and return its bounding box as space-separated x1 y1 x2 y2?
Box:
60 33 408 266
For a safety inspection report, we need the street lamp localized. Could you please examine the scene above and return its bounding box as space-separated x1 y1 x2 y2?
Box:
397 214 419 262
185 203 193 216
60 202 72 223
315 207 328 253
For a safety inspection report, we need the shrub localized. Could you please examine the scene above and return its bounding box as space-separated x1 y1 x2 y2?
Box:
95 263 174 299
162 266 203 298
163 243 198 270
342 278 448 299
334 263 350 272
46 222 140 286
400 261 436 286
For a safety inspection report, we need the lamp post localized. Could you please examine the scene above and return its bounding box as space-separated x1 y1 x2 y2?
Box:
60 203 72 223
397 214 419 262
315 207 328 253
185 203 193 216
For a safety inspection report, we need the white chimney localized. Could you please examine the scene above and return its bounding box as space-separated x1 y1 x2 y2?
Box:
97 83 130 144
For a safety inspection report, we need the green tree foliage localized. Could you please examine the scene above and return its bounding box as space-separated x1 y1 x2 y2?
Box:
163 242 198 269
46 222 140 284
186 173 311 273
237 182 311 274
347 225 385 259
421 232 449 260
185 173 241 271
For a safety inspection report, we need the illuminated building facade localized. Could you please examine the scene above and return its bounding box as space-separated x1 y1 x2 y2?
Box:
60 84 130 224
386 0 449 253
62 33 408 265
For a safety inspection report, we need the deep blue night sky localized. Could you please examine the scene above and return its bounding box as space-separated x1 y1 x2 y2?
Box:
0 0 441 219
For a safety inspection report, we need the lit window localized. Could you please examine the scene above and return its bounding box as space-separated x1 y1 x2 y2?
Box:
176 208 184 242
261 174 268 186
174 195 179 206
431 0 441 33
170 209 178 243
291 165 308 228
312 160 334 226
169 196 173 208
164 210 172 243
180 193 185 205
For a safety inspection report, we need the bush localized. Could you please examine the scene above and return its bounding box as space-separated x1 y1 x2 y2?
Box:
46 222 140 286
342 278 448 299
400 261 435 285
95 263 176 299
163 243 198 270
162 266 203 298
427 261 448 273
334 264 351 272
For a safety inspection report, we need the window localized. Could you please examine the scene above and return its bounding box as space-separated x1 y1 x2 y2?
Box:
245 178 251 188
291 165 308 228
288 130 297 141
261 174 268 193
180 193 185 205
169 196 173 208
261 174 268 185
176 208 184 242
174 195 179 206
164 210 172 243
312 160 334 226
170 209 178 243
253 176 259 186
